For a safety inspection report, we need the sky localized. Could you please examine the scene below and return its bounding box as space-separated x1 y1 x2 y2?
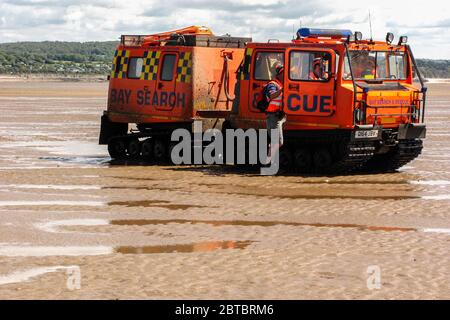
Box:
0 0 449 59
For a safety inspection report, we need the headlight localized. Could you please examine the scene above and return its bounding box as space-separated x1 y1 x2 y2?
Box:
398 36 408 45
386 32 394 44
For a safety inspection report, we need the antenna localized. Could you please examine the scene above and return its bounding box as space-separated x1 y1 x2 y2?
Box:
368 10 373 41
292 24 295 40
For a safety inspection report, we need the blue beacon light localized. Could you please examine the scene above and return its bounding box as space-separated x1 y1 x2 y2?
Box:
297 28 353 39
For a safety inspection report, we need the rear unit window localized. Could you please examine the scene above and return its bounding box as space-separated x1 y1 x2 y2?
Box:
161 54 177 81
128 57 143 79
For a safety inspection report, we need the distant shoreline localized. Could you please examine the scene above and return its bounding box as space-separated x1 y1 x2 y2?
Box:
425 78 450 83
0 74 108 82
1 74 448 83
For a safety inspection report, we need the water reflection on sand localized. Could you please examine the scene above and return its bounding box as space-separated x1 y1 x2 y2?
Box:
0 81 449 299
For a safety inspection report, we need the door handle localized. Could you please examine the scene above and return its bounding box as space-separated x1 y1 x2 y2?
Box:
158 83 164 90
252 83 261 89
289 83 299 90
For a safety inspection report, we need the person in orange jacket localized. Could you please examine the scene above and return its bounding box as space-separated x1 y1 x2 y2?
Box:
264 64 287 157
310 57 329 80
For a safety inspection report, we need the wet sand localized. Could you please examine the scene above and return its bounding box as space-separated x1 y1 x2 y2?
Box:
0 80 449 299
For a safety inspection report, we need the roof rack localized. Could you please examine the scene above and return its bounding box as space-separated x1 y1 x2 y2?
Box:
143 25 213 45
120 35 146 47
120 26 251 48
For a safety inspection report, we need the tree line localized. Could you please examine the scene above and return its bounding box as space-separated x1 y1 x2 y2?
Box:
0 41 118 75
0 41 449 78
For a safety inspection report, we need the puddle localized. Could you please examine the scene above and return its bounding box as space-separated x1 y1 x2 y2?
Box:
76 175 100 178
0 201 105 207
1 140 109 167
429 133 450 137
194 186 421 200
195 181 412 189
296 180 410 185
108 176 157 181
421 195 450 200
103 186 180 192
0 166 51 170
108 159 159 166
252 194 420 200
33 218 431 235
110 218 417 233
0 184 100 191
108 200 207 210
0 266 79 286
35 218 449 236
36 141 106 157
36 219 109 233
116 240 254 254
410 180 450 186
103 186 158 191
39 156 110 166
0 241 252 257
422 228 450 235
0 246 112 257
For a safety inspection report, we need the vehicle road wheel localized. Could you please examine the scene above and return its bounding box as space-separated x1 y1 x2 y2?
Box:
107 138 127 159
141 139 154 161
313 148 332 172
294 147 312 173
153 138 167 162
127 139 141 159
278 147 293 174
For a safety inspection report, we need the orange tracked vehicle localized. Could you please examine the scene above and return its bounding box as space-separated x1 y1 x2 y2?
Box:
99 26 427 173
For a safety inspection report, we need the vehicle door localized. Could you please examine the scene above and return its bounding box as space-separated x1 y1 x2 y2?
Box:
248 50 285 114
155 51 179 113
284 48 336 117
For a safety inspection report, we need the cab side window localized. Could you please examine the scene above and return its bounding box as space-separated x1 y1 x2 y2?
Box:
289 51 331 81
254 51 284 81
387 53 406 79
161 54 176 81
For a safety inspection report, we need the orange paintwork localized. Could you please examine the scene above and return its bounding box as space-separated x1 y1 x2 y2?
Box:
107 45 244 125
229 39 422 131
105 27 423 132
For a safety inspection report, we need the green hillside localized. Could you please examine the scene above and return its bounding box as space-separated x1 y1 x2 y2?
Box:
0 41 449 78
0 41 118 75
415 59 450 78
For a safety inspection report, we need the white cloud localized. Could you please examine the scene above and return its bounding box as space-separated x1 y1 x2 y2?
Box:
0 0 448 58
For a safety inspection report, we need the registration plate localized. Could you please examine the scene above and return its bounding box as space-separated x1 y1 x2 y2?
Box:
354 130 379 139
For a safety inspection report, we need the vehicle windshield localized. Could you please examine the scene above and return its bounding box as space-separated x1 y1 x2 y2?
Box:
343 50 407 81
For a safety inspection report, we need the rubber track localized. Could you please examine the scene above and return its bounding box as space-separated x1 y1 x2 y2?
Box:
329 141 376 174
362 139 423 172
